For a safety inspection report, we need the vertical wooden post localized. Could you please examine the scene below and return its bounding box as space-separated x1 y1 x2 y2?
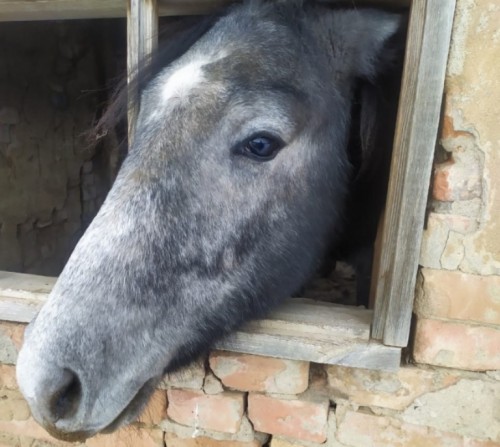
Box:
371 0 456 347
127 0 158 144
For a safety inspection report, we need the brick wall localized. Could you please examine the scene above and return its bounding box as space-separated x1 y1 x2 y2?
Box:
1 330 498 447
415 0 500 373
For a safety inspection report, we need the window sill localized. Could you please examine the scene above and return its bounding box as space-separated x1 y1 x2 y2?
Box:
0 270 401 371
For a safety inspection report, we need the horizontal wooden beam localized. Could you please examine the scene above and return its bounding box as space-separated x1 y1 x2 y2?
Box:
0 270 400 371
0 0 410 22
215 331 401 371
0 271 52 322
0 0 229 21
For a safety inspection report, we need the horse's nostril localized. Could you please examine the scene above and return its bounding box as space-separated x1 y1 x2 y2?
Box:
48 369 82 422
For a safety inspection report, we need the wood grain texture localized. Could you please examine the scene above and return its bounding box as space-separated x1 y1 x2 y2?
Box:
372 0 456 347
0 271 400 370
0 271 52 322
0 0 125 21
127 0 158 141
245 298 372 341
0 0 410 22
216 332 401 371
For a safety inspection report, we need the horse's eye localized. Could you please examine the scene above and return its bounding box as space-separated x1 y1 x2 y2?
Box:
240 134 284 161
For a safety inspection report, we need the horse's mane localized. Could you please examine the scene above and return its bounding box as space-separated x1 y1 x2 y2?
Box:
90 15 220 146
89 0 318 147
90 0 406 154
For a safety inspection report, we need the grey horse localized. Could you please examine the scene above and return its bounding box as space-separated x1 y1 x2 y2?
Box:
16 0 403 441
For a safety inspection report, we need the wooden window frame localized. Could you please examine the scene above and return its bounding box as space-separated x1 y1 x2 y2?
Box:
0 0 456 372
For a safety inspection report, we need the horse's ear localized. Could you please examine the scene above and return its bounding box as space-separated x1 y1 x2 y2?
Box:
326 9 403 81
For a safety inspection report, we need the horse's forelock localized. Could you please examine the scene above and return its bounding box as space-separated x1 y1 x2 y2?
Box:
89 14 219 147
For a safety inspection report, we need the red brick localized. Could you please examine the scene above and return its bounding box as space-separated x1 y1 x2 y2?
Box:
209 351 309 394
167 389 244 434
247 394 329 443
413 317 500 371
433 160 454 202
336 410 497 447
432 140 482 202
164 432 264 447
137 389 167 426
441 114 474 140
203 372 224 395
0 389 30 422
432 158 481 202
0 418 70 447
269 438 309 447
0 364 18 390
326 364 460 411
161 412 268 444
0 378 164 446
437 114 481 202
0 323 24 350
0 322 25 364
0 432 63 447
415 268 500 325
160 358 205 390
86 427 163 447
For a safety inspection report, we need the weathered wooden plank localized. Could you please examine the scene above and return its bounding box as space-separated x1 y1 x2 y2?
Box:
0 0 229 21
0 271 400 370
372 0 456 346
369 212 385 309
127 0 158 141
216 331 401 371
0 295 41 323
0 0 411 22
243 298 372 342
0 275 371 341
0 0 124 21
0 271 53 323
0 271 55 299
252 298 372 340
127 0 140 139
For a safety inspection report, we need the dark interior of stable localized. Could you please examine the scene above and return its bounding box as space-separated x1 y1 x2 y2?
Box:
0 4 408 309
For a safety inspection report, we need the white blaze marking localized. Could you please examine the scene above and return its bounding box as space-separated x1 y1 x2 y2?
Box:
160 51 229 104
162 61 206 102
